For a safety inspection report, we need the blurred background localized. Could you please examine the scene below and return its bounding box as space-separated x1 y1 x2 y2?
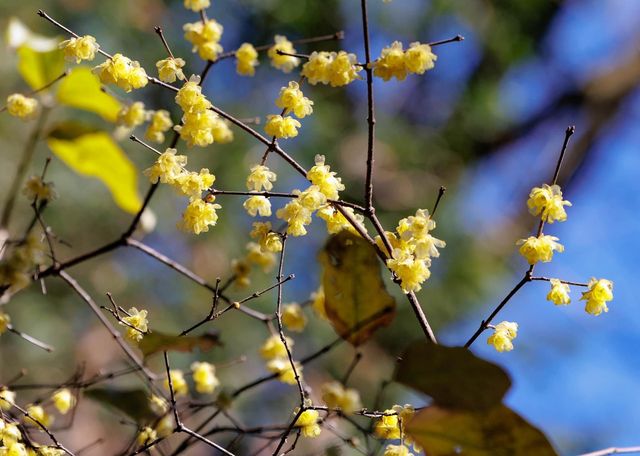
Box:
1 0 638 454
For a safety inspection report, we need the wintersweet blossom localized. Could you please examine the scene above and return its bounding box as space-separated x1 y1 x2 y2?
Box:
1 420 21 442
143 148 187 184
93 53 148 92
282 303 307 332
294 409 321 438
275 81 313 118
547 279 571 306
0 389 16 411
250 221 283 253
173 168 215 199
310 286 327 320
387 248 431 293
183 0 210 11
517 235 564 265
487 321 518 352
296 185 327 211
145 110 173 143
581 278 614 316
264 114 301 139
163 369 188 396
178 198 221 234
236 43 259 76
403 42 437 74
184 19 224 61
6 94 38 120
266 358 302 384
59 35 99 63
276 199 312 236
116 101 147 128
307 155 345 200
24 404 53 427
245 242 276 271
268 35 299 73
321 381 362 414
384 445 414 456
317 205 365 235
211 117 234 143
373 41 437 81
0 312 10 334
301 51 362 86
22 175 57 202
176 111 219 147
260 334 292 360
191 361 219 394
246 165 277 191
51 389 75 415
175 76 211 113
527 184 572 223
243 195 272 217
374 409 401 439
121 307 148 343
137 426 157 446
156 57 186 83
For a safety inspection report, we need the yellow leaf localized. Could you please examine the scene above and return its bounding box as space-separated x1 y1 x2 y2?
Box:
57 67 122 122
17 45 65 90
318 231 396 346
47 130 142 213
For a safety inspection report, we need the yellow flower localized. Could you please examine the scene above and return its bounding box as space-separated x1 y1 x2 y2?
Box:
184 20 224 61
211 117 234 143
0 312 10 334
156 57 186 83
282 303 307 332
373 41 407 81
328 51 361 87
387 248 431 293
306 155 345 200
173 168 215 199
266 358 303 385
24 404 53 427
143 148 187 184
246 165 277 191
176 111 220 147
59 35 99 63
245 242 276 272
294 409 321 438
243 195 272 217
137 426 157 446
145 110 173 143
93 53 148 92
527 184 572 223
384 445 414 456
163 369 188 396
155 415 175 438
487 321 518 352
236 43 259 76
117 101 147 128
184 0 210 11
403 42 437 74
149 395 169 415
275 81 313 118
268 35 299 73
321 381 362 414
517 234 564 265
178 198 221 234
6 442 28 456
374 231 404 257
250 222 283 253
6 94 38 120
374 409 401 439
2 421 21 443
547 279 571 306
231 258 251 288
264 114 301 139
191 361 219 394
121 307 148 342
316 205 365 235
296 185 327 211
175 76 212 113
22 176 57 202
276 199 312 237
51 389 75 415
310 286 327 320
581 278 614 316
0 388 16 410
260 334 292 360
301 51 333 85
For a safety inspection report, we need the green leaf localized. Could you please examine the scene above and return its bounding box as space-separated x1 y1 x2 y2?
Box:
85 388 158 424
138 331 222 358
318 231 396 346
17 45 64 90
406 404 557 456
56 67 122 122
46 129 142 213
395 342 511 411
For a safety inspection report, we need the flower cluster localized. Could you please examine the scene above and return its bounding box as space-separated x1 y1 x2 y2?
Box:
581 278 614 316
260 335 302 385
487 321 518 352
301 51 362 86
93 53 148 92
184 19 223 61
156 57 186 83
51 389 75 415
527 184 572 223
163 369 189 396
191 361 219 394
267 35 299 73
116 101 147 128
145 110 173 143
517 234 564 265
275 81 314 118
0 235 45 296
374 404 418 453
120 307 149 343
250 222 283 253
546 279 571 306
282 303 307 332
236 43 259 76
6 93 38 120
230 241 278 288
183 0 210 12
321 381 362 414
294 409 321 438
59 35 100 63
22 175 57 202
372 41 437 81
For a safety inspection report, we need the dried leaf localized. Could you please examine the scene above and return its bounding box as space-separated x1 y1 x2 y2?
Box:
85 388 158 424
138 331 222 358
